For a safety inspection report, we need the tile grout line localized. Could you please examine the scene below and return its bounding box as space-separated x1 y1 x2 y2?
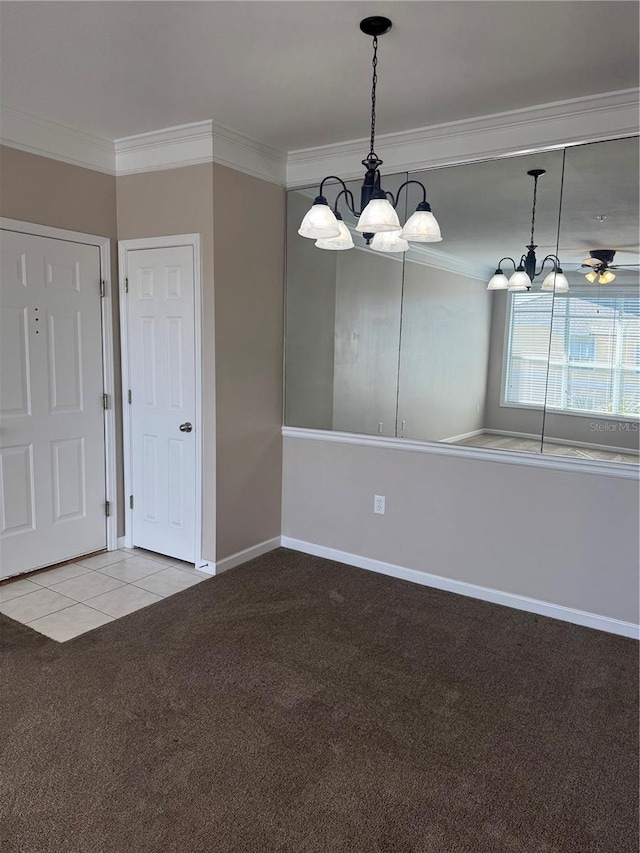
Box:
2 551 207 634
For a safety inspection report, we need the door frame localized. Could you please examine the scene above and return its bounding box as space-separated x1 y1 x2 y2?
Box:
0 217 118 552
118 234 212 572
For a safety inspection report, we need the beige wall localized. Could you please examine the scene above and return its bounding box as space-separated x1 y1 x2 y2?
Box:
282 435 640 624
2 151 284 566
116 163 217 559
0 146 125 534
213 164 285 561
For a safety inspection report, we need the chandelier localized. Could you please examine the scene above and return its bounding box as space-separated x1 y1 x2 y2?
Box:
297 17 442 253
487 169 569 293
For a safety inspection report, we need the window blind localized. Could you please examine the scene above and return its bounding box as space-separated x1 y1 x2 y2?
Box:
504 292 640 417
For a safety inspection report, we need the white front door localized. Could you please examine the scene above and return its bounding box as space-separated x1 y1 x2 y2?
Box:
0 230 107 579
124 245 196 563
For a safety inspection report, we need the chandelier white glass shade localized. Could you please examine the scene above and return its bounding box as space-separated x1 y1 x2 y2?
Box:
487 169 567 293
486 271 510 290
297 200 341 239
314 212 355 250
400 205 442 242
355 195 401 233
298 17 442 254
541 269 570 292
370 229 410 253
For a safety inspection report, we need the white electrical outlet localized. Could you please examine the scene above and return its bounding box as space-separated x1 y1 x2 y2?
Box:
374 495 385 515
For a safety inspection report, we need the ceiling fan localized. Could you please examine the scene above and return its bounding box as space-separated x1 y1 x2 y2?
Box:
577 250 640 284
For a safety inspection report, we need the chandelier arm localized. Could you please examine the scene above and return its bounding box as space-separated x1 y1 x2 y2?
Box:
536 255 561 276
497 257 517 271
333 189 357 216
319 175 351 198
390 180 428 209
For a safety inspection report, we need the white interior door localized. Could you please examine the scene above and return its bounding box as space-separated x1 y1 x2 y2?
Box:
0 230 107 579
125 245 196 563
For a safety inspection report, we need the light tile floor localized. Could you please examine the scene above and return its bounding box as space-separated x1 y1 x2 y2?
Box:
0 548 208 642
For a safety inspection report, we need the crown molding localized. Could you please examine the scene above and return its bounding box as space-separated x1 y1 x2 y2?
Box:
115 120 213 174
115 120 287 184
405 245 491 281
3 88 637 187
286 89 640 187
0 109 288 184
0 106 115 174
211 122 287 185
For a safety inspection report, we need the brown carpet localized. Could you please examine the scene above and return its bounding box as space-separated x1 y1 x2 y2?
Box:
1 548 637 853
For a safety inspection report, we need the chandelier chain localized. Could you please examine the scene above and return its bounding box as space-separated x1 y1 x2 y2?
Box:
530 174 539 245
369 35 378 157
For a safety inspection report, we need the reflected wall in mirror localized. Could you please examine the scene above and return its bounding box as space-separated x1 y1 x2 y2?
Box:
399 149 564 450
286 172 408 437
284 137 639 468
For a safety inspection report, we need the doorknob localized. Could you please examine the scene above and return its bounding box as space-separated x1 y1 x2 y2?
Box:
179 422 193 433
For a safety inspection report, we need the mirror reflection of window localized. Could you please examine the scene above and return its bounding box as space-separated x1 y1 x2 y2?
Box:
542 137 640 464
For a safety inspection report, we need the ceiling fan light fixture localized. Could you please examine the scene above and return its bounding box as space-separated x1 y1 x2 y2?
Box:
584 270 598 283
599 270 616 284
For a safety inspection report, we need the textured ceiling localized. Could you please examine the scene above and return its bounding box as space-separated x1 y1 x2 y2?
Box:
0 1 638 150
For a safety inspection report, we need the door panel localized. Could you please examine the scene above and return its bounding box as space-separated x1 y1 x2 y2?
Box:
126 245 196 562
0 230 106 579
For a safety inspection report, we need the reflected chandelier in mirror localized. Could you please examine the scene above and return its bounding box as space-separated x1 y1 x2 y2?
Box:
487 169 569 293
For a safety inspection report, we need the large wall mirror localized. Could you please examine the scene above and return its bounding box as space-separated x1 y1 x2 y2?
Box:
285 136 639 467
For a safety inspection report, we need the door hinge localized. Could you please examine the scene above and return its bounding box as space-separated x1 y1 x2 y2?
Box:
128 389 132 404
124 277 129 294
102 393 109 410
105 500 111 517
129 495 134 509
100 279 106 297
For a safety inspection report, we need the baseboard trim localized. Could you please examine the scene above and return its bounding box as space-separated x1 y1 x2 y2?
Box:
214 537 282 575
116 537 126 550
440 428 484 444
281 536 639 640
